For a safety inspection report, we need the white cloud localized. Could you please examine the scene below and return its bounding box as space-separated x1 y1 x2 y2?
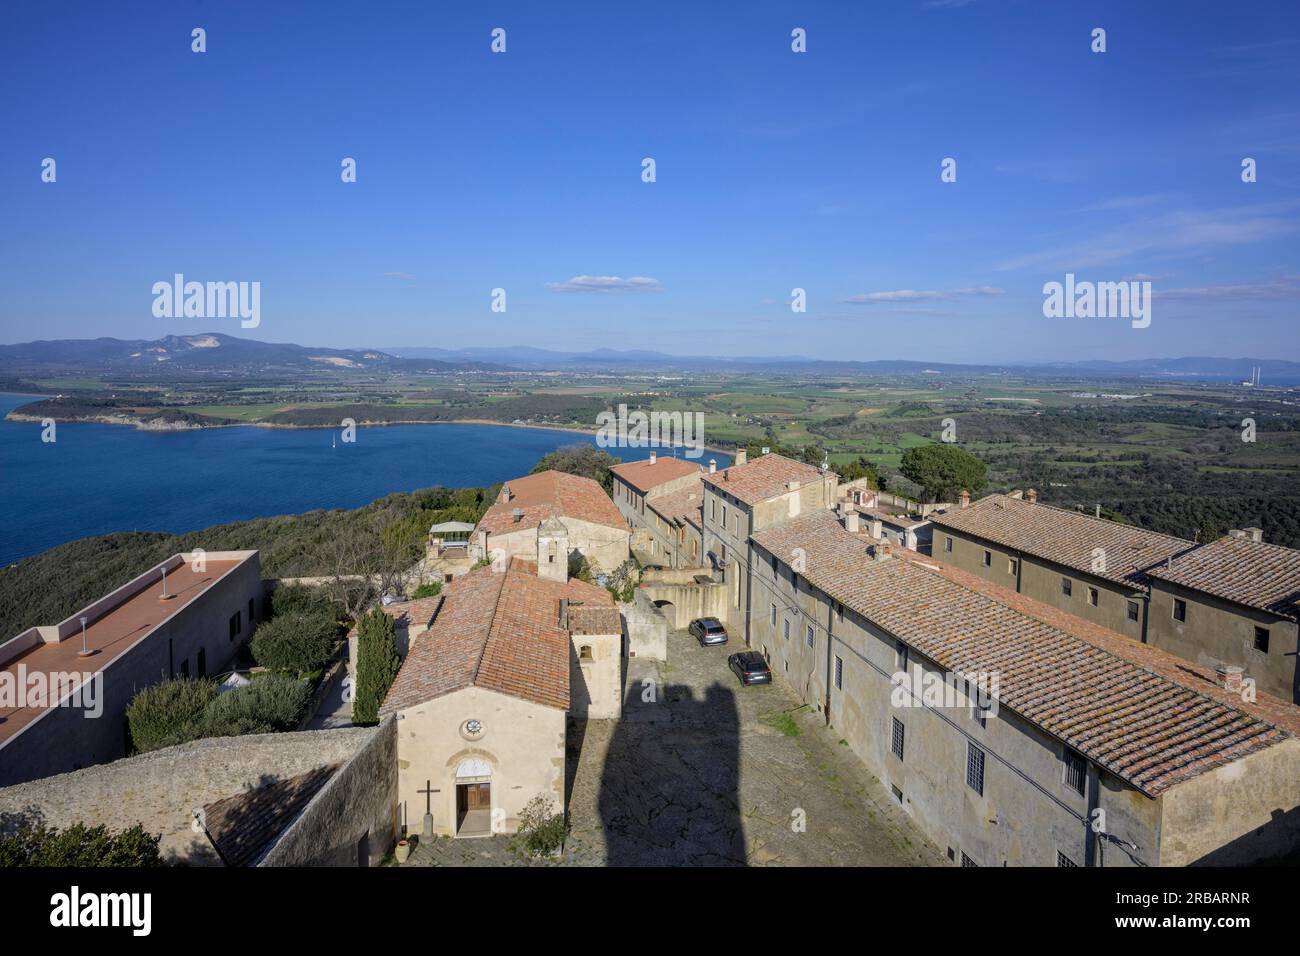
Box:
1156 275 1300 300
546 275 663 294
841 286 1004 304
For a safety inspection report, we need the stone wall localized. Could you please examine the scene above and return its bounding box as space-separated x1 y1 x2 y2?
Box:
622 592 669 660
0 727 375 865
260 717 398 867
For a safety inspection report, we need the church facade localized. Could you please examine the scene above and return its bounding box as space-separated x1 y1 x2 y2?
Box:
379 547 622 839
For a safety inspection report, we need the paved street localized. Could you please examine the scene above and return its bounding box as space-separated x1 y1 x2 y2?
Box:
404 626 943 867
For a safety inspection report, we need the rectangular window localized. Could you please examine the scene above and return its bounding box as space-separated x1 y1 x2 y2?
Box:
771 604 777 626
722 505 727 529
710 499 716 519
1063 748 1086 795
770 554 777 574
834 655 843 689
982 550 992 567
891 784 903 804
1008 558 1017 575
945 536 953 553
783 619 790 641
891 717 905 759
805 624 814 649
960 851 978 868
248 597 255 623
1127 600 1139 622
835 601 844 623
1255 626 1270 652
1087 587 1099 607
1061 577 1073 598
1173 598 1186 623
1057 851 1078 868
229 611 241 640
895 639 908 671
966 743 985 796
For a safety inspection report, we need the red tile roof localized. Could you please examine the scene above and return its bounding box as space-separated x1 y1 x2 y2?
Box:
610 456 703 494
701 453 832 507
476 470 625 536
202 764 339 867
929 494 1194 587
646 478 705 530
1148 534 1300 621
380 559 618 714
752 509 1297 796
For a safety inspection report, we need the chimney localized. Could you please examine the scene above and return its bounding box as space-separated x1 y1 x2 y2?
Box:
649 451 657 465
1215 664 1244 695
511 507 524 523
498 484 512 504
1008 489 1023 500
708 459 717 474
1026 488 1038 504
787 480 801 492
844 511 860 534
869 519 883 539
1229 529 1246 539
1245 527 1264 543
1095 503 1101 519
959 489 971 509
871 542 892 562
734 449 747 467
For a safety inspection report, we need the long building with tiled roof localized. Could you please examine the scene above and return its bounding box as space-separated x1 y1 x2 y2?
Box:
611 451 708 569
745 508 1300 866
470 469 631 572
1149 532 1300 620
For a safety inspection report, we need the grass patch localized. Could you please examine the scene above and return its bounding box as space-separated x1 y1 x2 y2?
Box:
761 710 802 737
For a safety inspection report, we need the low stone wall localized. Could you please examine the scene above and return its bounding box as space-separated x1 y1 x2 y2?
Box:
621 592 669 660
0 727 376 865
638 577 726 630
260 717 397 867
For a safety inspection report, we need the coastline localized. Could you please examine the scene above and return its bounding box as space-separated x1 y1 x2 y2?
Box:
3 411 735 459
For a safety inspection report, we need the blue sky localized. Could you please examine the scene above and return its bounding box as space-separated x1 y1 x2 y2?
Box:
1 0 1298 362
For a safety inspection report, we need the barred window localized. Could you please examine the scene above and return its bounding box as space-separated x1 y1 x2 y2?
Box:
806 624 814 648
960 851 978 868
966 743 985 795
891 717 905 759
1063 747 1087 795
1057 851 1078 868
834 655 843 690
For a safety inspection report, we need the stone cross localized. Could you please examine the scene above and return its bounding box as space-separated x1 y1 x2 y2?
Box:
418 780 438 838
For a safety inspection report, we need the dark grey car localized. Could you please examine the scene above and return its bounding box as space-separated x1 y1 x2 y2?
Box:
688 616 728 646
729 651 772 686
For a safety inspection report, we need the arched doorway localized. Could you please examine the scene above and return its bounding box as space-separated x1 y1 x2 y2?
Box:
454 757 492 838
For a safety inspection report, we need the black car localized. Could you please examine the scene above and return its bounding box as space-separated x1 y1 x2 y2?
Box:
729 651 772 685
688 616 729 646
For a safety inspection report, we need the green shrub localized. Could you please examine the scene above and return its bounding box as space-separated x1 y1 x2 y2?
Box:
411 581 442 599
0 816 161 867
510 796 567 859
126 677 217 753
202 673 309 736
250 611 339 674
271 583 336 619
352 608 400 726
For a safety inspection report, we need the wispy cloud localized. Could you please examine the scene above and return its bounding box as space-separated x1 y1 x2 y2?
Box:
546 275 663 293
841 286 1004 304
995 200 1300 271
1156 275 1300 301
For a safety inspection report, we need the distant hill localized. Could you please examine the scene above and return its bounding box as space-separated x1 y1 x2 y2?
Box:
0 333 509 376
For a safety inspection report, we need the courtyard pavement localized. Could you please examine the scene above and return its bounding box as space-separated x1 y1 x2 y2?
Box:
402 626 944 867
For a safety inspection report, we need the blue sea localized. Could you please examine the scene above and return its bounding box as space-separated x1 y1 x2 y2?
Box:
0 394 726 566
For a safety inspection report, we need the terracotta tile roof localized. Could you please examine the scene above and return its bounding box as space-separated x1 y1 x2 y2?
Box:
476 470 625 535
929 494 1194 587
378 596 443 630
752 510 1297 796
646 478 705 530
202 764 339 867
380 559 618 714
701 453 833 507
610 456 703 494
1148 535 1300 620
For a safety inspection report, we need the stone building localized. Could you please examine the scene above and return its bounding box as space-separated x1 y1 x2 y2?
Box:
1146 530 1300 704
699 450 838 631
746 508 1300 866
470 469 630 573
928 492 1194 643
610 452 706 568
380 554 622 839
0 551 264 787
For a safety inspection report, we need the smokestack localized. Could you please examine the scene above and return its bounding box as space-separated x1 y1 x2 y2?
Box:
735 449 747 467
869 518 883 539
649 451 657 465
871 542 892 562
959 489 971 509
1215 664 1244 695
1026 488 1038 504
708 459 717 474
844 511 860 534
1095 503 1101 519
